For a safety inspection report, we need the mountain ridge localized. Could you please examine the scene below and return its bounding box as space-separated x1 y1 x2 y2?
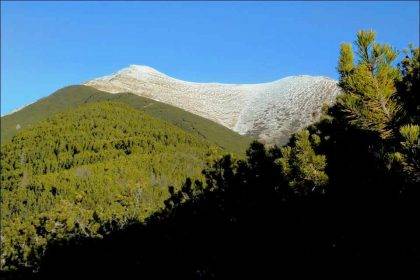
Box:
87 64 335 86
85 65 341 144
0 85 251 154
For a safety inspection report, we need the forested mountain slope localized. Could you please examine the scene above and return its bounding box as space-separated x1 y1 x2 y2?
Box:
1 85 251 154
0 102 223 270
19 31 417 279
1 30 418 278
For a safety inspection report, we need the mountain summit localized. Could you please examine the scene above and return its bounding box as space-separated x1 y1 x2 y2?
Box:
85 65 341 144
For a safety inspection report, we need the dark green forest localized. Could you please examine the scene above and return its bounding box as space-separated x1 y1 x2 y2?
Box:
1 30 419 278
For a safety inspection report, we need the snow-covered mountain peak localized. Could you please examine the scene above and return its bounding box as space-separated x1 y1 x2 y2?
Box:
85 66 342 144
111 65 165 80
117 65 165 78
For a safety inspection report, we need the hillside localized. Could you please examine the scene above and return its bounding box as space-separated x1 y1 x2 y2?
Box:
0 101 224 270
85 65 341 144
11 32 418 278
1 85 251 154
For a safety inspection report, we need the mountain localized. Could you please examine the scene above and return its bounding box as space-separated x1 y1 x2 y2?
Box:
0 101 224 270
85 65 341 144
1 85 251 154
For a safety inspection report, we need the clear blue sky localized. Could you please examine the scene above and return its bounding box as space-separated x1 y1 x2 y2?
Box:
1 1 419 115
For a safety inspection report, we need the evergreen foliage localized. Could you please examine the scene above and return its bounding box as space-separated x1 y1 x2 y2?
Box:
396 45 420 124
1 86 251 154
1 30 418 278
338 30 401 139
337 30 419 184
0 102 222 270
277 130 328 194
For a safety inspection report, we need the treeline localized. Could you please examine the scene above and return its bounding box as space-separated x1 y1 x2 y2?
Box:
0 102 223 270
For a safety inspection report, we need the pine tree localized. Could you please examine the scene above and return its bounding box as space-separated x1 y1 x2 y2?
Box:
338 30 401 139
276 130 328 194
396 45 420 124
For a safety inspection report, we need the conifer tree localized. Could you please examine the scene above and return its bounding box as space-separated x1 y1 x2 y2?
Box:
396 45 420 124
276 130 328 194
338 30 401 139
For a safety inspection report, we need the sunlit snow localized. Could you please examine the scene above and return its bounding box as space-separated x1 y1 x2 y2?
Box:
85 65 341 144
